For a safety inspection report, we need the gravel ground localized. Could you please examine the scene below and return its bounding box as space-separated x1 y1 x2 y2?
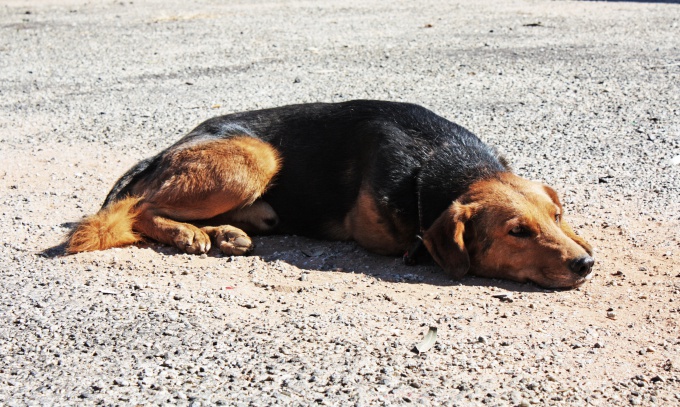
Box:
1 0 679 405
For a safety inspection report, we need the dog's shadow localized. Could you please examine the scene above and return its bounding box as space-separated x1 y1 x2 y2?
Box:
40 223 77 258
41 232 549 293
242 235 549 293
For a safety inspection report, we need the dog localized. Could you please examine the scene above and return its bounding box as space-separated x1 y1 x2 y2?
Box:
67 100 594 288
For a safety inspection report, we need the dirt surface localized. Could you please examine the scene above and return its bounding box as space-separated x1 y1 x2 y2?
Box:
1 0 679 405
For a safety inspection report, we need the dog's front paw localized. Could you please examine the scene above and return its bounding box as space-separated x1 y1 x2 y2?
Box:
173 225 211 254
203 225 254 256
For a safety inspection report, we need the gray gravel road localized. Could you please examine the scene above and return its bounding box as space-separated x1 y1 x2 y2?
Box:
1 0 679 406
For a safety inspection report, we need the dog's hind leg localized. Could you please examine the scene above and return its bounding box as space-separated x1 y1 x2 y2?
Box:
130 136 280 255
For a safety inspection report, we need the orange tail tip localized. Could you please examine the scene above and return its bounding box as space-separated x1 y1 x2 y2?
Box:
67 196 143 253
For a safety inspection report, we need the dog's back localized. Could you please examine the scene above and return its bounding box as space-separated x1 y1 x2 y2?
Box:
104 100 505 236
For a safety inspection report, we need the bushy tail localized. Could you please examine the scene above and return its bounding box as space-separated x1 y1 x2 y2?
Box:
67 196 143 253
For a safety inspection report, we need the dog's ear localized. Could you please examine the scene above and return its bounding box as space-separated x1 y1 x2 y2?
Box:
543 185 593 256
423 202 477 279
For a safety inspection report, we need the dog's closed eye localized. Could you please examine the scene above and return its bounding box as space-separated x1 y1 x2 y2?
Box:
509 225 532 238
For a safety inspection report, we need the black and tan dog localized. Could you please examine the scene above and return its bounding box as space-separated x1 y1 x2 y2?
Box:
67 100 594 288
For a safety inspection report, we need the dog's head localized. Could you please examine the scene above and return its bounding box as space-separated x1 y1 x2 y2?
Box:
422 173 593 289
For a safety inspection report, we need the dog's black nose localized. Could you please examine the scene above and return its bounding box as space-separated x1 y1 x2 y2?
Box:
569 255 594 276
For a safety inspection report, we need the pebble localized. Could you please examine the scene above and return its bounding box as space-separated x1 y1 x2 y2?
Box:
670 155 680 166
114 378 130 387
492 292 514 302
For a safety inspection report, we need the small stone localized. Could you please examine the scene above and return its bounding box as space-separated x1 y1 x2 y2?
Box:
114 378 129 386
478 336 488 344
606 311 616 319
670 155 680 166
492 292 514 302
646 346 656 353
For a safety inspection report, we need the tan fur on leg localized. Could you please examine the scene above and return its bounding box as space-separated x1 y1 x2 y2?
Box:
67 137 280 254
128 137 279 254
134 204 212 254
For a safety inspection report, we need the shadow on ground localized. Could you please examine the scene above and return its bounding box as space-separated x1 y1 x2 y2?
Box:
42 233 554 292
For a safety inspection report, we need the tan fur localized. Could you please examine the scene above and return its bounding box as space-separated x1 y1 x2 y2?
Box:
210 199 279 233
423 202 478 279
201 224 253 255
424 173 593 288
67 196 142 253
130 137 279 253
342 186 409 255
134 137 280 220
68 137 280 255
133 205 212 254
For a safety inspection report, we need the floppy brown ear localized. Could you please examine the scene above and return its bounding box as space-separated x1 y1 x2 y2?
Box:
422 202 477 279
543 185 593 256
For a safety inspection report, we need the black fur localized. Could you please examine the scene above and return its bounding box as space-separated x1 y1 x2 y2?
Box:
105 100 508 241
